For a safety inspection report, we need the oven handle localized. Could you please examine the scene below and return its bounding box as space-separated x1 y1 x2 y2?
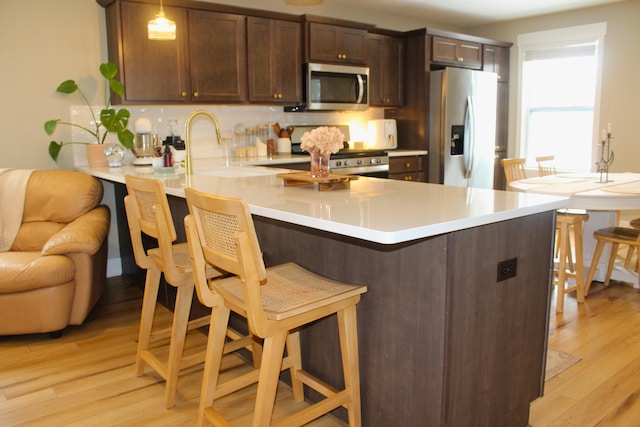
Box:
334 164 389 175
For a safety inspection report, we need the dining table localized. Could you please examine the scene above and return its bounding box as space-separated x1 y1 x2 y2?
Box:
509 171 640 287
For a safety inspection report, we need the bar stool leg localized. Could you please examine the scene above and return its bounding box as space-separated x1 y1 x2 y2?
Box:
339 305 362 427
198 304 231 427
286 331 304 401
573 220 585 303
253 332 288 427
556 221 569 312
136 267 161 376
584 240 606 296
164 283 196 408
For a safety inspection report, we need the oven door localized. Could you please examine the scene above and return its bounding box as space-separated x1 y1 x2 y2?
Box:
335 164 389 178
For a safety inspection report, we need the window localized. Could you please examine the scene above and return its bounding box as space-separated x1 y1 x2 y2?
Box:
516 23 607 172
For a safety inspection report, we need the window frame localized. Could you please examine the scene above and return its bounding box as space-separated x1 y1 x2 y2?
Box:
515 22 607 172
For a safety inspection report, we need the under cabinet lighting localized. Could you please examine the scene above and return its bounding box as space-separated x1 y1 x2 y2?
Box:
148 0 176 41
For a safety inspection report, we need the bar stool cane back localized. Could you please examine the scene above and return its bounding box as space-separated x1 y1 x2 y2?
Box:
185 187 368 427
124 175 258 408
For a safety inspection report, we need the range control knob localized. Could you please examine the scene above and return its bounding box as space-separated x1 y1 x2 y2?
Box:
344 160 351 166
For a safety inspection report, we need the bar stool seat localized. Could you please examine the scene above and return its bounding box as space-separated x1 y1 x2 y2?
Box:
584 226 640 296
124 175 257 408
185 188 367 427
554 211 589 312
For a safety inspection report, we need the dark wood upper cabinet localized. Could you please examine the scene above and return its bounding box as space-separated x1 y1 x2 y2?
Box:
368 33 403 107
116 1 190 103
432 36 482 69
188 10 247 102
104 1 246 103
307 22 368 65
247 17 302 104
483 44 510 82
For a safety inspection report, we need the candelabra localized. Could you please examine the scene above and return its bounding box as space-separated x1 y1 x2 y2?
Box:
596 128 614 183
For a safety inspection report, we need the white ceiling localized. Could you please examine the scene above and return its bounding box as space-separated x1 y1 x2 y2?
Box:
329 0 626 26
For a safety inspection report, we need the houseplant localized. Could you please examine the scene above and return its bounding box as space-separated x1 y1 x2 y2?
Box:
45 62 134 162
300 126 345 177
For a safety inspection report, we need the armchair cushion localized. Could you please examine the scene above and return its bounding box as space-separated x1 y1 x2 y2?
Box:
0 169 109 336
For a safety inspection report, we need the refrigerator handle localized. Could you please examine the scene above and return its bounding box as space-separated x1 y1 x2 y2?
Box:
463 95 475 179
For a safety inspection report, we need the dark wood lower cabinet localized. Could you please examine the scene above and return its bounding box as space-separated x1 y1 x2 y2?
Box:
114 182 554 426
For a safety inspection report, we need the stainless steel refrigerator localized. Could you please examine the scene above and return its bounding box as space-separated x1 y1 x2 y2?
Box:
429 67 498 189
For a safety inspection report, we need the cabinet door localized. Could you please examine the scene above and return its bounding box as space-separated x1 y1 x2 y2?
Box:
389 156 427 182
308 23 367 65
189 10 247 102
445 213 553 425
119 2 189 103
368 34 403 107
483 45 510 82
432 36 482 69
247 17 302 103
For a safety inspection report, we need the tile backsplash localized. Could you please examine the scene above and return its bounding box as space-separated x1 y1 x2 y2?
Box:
70 104 385 166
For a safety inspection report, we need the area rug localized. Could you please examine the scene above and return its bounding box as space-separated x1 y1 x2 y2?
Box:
545 348 581 380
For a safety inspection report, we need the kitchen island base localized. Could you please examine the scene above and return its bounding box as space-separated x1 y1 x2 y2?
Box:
113 183 555 426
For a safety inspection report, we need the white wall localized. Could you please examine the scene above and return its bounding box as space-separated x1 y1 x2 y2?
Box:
470 0 640 173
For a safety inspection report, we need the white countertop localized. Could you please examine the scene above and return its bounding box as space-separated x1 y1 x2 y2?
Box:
82 158 567 245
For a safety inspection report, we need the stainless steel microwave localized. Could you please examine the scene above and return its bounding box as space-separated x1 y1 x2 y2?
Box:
305 63 369 111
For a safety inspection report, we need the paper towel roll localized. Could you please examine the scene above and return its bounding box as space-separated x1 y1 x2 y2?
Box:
134 117 152 134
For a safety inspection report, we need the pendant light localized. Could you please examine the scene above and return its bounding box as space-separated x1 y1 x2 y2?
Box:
148 0 176 41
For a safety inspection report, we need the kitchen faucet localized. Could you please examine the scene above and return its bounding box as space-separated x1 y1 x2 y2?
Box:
184 109 223 175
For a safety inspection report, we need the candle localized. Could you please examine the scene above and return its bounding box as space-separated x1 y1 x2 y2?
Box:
602 129 607 140
607 122 612 134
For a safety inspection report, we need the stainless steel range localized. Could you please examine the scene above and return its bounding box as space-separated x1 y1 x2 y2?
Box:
290 125 390 178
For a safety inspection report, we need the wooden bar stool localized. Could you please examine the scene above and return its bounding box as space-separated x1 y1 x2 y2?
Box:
584 226 640 296
554 211 589 312
185 187 368 427
124 175 257 408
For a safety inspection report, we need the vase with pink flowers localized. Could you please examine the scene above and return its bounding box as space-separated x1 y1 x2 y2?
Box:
300 126 345 178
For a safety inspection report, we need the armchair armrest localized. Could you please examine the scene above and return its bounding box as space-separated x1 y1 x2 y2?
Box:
41 205 110 256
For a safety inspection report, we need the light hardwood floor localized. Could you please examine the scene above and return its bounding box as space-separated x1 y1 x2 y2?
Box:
0 276 344 427
2 275 640 426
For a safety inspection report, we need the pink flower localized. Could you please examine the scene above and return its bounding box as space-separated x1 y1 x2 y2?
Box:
300 126 345 155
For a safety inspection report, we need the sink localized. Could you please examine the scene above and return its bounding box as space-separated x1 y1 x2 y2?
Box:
195 166 281 178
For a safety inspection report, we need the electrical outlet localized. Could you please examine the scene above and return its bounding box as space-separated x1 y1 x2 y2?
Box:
497 257 517 282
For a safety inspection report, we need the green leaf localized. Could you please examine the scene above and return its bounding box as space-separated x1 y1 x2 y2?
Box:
99 62 118 80
44 119 60 135
56 80 78 94
48 141 63 161
109 79 125 97
118 129 135 149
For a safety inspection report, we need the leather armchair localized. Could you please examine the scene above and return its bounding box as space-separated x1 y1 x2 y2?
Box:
0 170 110 336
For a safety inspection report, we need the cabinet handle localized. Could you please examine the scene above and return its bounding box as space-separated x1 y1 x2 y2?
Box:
405 163 411 168
458 57 464 62
337 53 347 59
497 74 502 80
404 176 413 181
193 91 199 98
181 91 187 97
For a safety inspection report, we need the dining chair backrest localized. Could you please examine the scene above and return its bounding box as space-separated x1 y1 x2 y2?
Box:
536 155 557 177
500 158 527 184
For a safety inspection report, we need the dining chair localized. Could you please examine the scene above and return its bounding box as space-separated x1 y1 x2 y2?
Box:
184 187 368 427
584 226 640 296
500 158 527 187
535 155 557 176
124 175 258 408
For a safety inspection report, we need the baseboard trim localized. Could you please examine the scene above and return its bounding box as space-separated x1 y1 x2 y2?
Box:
107 257 122 278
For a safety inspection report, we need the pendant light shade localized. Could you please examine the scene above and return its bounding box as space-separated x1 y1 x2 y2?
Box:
148 0 176 41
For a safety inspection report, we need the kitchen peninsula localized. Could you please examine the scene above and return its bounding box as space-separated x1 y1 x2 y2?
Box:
85 162 566 427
